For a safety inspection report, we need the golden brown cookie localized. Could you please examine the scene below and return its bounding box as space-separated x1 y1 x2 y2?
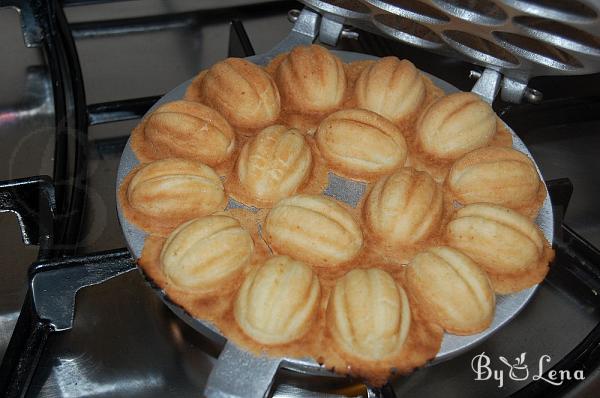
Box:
406 246 495 335
354 57 425 123
234 255 320 345
323 266 442 386
185 58 281 130
232 125 312 207
160 214 254 295
120 158 227 235
445 146 545 218
327 268 411 361
264 194 363 267
276 45 347 114
130 100 235 167
316 109 408 180
364 167 443 247
445 203 554 294
415 92 496 161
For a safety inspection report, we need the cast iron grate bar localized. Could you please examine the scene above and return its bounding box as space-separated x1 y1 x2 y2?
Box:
19 0 90 256
62 0 133 6
87 95 161 126
229 19 256 58
69 1 298 39
0 174 57 397
53 0 88 255
0 173 135 398
86 17 259 125
0 176 55 258
0 249 135 398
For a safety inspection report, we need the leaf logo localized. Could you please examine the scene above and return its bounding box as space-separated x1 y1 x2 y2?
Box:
499 352 529 381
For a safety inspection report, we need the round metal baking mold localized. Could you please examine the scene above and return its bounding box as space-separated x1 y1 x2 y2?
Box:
298 0 600 79
116 50 554 375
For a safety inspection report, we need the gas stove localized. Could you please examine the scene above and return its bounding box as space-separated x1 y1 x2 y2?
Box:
0 1 599 397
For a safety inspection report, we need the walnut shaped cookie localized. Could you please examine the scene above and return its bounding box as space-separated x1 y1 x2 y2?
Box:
186 58 281 130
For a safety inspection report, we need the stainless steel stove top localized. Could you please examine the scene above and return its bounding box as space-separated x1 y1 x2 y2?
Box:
0 1 599 397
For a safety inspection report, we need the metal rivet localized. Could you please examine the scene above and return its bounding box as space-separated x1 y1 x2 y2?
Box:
524 88 543 104
287 9 300 23
469 70 482 80
341 28 359 40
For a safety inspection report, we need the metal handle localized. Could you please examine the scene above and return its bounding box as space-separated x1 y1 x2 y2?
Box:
259 8 319 63
470 68 502 104
0 290 53 398
205 341 282 398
